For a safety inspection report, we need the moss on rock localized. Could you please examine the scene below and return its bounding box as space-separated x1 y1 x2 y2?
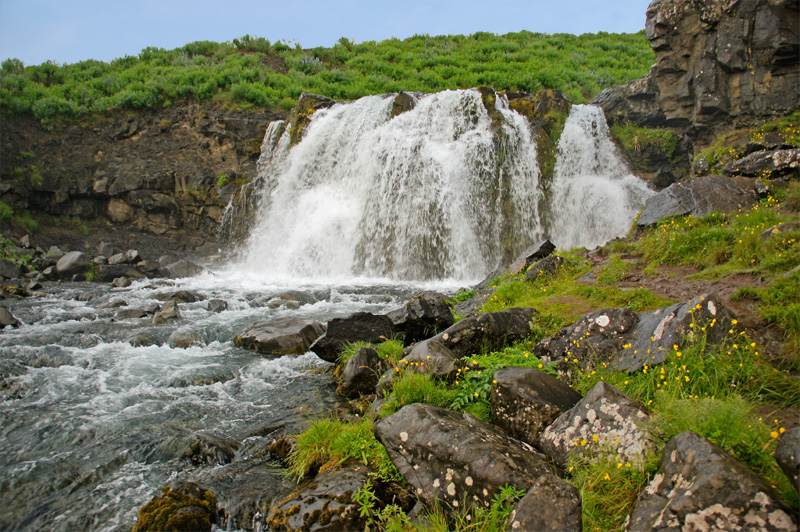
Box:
132 481 216 532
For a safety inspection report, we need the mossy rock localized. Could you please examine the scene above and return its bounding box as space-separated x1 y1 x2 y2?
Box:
132 481 217 532
286 93 338 147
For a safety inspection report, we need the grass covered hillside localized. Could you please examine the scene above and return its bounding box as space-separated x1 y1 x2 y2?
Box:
0 31 653 128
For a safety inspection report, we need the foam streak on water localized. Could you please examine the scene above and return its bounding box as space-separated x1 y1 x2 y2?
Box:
240 90 544 282
548 104 654 250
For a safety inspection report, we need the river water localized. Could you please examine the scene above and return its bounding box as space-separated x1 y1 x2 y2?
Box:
0 271 459 531
1 91 653 530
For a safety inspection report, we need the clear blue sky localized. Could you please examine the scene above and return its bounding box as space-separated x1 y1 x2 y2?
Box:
0 0 652 66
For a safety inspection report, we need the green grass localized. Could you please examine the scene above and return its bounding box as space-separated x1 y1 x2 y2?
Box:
337 339 405 367
610 123 679 159
1 31 654 128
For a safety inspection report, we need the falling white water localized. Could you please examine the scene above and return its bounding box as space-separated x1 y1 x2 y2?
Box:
548 104 654 250
239 90 543 281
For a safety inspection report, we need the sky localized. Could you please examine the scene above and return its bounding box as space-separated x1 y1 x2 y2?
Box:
0 0 652 66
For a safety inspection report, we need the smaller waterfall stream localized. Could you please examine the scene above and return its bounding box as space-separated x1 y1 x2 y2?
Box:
548 104 654 250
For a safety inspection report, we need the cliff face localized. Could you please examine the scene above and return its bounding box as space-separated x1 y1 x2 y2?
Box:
646 0 799 134
1 103 281 242
596 0 799 181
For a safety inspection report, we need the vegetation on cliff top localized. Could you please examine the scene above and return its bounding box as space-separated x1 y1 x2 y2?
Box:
1 31 653 127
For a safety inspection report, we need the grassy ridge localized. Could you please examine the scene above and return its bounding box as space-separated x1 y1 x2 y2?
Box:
0 31 653 128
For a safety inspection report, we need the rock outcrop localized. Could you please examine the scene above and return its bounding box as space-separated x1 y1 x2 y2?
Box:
2 102 278 244
595 0 800 181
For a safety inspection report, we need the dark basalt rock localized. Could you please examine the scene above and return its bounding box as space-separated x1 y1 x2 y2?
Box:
525 255 571 282
338 347 388 398
309 312 394 363
266 460 372 532
95 264 146 282
723 148 800 179
132 480 217 532
637 175 759 227
166 290 201 304
207 299 228 313
0 307 21 328
386 292 454 346
0 259 21 280
152 300 181 325
428 307 537 359
374 403 553 511
55 251 92 280
506 473 582 532
396 338 463 382
539 381 652 469
535 294 735 373
165 259 206 279
628 431 797 532
774 426 800 494
183 431 240 466
491 367 582 447
192 459 296 532
507 240 556 275
234 316 325 356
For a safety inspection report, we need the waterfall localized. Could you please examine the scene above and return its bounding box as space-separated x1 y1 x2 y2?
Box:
237 94 652 282
239 89 543 281
548 104 654 250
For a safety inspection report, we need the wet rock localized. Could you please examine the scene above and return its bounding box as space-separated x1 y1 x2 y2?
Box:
774 426 800 494
165 259 206 279
183 432 241 466
539 381 652 469
136 260 163 276
266 297 301 310
0 259 21 280
235 316 326 355
132 480 217 532
56 251 92 280
374 403 553 511
507 240 556 274
115 308 149 320
628 431 797 532
266 460 371 532
637 176 758 227
491 367 582 446
152 300 181 325
112 277 132 288
0 307 21 328
94 264 146 282
25 281 43 291
386 292 454 345
42 266 58 281
310 312 394 363
338 347 388 398
193 458 296 532
525 255 570 282
207 299 228 313
169 330 204 348
428 307 537 358
166 290 200 304
506 473 582 532
2 285 30 298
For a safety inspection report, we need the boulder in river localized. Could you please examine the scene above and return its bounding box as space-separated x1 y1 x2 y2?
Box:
152 300 181 325
165 259 206 279
310 312 394 363
132 480 217 532
338 346 388 398
56 251 92 280
235 316 325 356
266 461 372 532
386 292 454 346
0 307 21 328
